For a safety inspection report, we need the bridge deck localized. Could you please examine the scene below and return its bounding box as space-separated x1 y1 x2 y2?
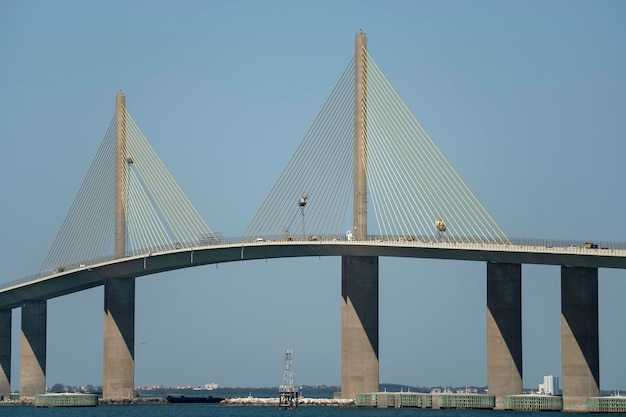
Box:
1 239 625 310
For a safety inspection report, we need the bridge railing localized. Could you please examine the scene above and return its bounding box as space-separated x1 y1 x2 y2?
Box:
507 237 626 251
0 253 118 292
235 234 626 251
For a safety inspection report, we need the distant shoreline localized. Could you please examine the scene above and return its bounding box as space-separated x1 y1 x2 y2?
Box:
221 397 354 407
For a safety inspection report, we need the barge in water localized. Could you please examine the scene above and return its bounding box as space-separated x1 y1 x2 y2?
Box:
166 395 224 404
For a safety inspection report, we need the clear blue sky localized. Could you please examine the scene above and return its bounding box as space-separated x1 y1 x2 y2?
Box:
1 0 625 391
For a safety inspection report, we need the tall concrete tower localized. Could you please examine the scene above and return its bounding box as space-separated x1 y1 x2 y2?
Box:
103 91 135 400
341 30 379 400
353 29 368 241
114 91 127 259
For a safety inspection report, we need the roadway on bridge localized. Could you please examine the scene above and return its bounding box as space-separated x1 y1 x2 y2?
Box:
1 239 625 310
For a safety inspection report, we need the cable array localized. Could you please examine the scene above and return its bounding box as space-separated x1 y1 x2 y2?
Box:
363 50 509 243
244 50 509 244
40 119 117 273
40 107 216 273
40 44 508 273
243 58 356 240
122 108 216 255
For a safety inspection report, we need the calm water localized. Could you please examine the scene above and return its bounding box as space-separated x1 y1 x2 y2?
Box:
0 406 598 417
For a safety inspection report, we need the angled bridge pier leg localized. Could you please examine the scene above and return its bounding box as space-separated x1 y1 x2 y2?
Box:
561 266 599 412
103 277 135 399
0 310 11 400
20 300 46 398
341 256 378 399
487 262 522 408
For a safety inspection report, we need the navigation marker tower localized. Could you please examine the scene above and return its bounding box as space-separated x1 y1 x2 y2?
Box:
279 346 298 409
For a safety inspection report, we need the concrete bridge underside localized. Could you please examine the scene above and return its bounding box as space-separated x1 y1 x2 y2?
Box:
0 242 615 409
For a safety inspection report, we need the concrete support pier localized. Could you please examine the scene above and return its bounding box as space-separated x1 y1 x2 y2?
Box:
341 256 379 399
0 310 11 399
20 300 46 398
561 266 599 412
487 262 522 409
103 277 135 399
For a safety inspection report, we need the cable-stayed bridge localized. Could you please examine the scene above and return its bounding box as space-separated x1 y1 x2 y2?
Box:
0 32 623 411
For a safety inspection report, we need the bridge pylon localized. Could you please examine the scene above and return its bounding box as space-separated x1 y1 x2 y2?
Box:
115 91 127 260
341 30 380 400
103 91 135 400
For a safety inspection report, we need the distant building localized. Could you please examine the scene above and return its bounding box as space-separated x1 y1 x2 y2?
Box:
455 387 478 394
538 375 560 395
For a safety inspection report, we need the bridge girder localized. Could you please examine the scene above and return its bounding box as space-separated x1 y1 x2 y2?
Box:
1 242 625 310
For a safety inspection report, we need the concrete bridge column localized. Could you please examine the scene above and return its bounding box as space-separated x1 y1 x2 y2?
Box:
0 310 11 400
341 255 378 399
20 300 46 398
561 266 599 412
104 83 134 400
103 277 135 399
487 262 522 408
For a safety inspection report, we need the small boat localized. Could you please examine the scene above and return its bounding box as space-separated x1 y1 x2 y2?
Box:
166 395 224 404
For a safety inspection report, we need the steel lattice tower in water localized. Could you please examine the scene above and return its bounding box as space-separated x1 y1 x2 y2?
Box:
279 347 298 409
